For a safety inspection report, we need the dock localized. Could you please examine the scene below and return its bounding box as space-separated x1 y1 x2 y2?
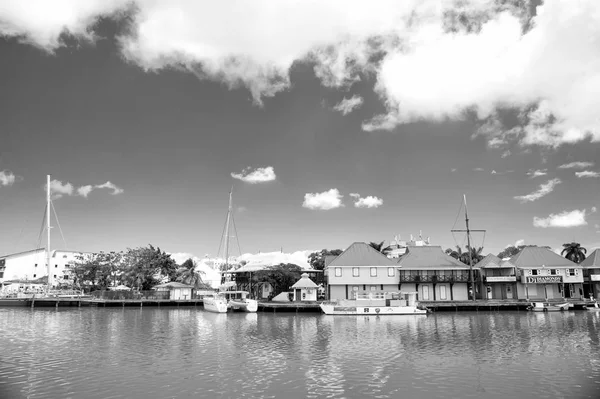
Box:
258 301 321 312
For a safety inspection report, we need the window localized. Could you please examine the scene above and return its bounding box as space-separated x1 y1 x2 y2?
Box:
388 267 395 277
440 285 447 300
352 267 360 277
550 269 557 275
335 267 342 277
33 274 36 278
55 265 58 268
532 269 538 276
370 267 377 277
35 264 38 267
370 285 377 291
53 275 57 278
568 269 576 276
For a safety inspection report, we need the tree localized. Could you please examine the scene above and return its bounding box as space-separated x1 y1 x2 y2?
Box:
122 245 178 290
369 241 393 256
255 263 302 297
444 246 483 265
71 251 123 291
497 244 552 259
561 242 587 263
308 249 343 271
176 258 209 289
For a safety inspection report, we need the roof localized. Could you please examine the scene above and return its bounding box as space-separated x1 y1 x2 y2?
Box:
291 273 319 289
153 282 194 289
580 249 600 267
397 246 471 270
0 248 45 259
327 242 395 267
509 246 578 268
477 254 514 268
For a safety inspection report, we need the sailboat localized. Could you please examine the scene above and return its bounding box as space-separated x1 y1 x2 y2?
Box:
202 187 257 313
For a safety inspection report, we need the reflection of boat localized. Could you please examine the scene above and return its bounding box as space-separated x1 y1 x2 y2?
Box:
222 290 258 312
320 291 428 315
202 293 229 313
527 302 570 312
584 301 600 311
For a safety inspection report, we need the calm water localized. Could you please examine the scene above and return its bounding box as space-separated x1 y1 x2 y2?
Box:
0 308 599 398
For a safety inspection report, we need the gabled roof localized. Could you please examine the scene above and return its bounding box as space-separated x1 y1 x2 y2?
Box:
0 248 45 259
291 273 319 289
327 242 395 267
509 246 578 268
397 246 471 270
580 249 600 267
477 253 514 268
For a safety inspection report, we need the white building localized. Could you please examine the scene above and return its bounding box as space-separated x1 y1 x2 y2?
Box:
0 248 88 287
387 233 432 259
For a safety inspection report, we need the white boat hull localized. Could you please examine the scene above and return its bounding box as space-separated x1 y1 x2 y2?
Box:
320 303 427 315
528 302 570 312
203 297 228 313
229 299 258 312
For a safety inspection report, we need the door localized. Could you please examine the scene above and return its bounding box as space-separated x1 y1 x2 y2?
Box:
440 285 447 300
506 285 513 299
422 285 430 300
487 285 493 299
565 284 572 298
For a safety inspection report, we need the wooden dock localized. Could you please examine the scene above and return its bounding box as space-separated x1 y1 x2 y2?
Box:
421 299 590 312
258 301 322 312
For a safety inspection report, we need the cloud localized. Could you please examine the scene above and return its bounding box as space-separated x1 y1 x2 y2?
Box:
592 206 598 213
451 168 457 173
526 169 547 178
303 188 343 210
473 167 484 172
48 179 124 198
533 209 589 228
557 161 595 169
2 1 600 146
0 170 17 186
575 170 600 178
514 239 525 247
501 150 511 158
332 95 364 115
349 193 383 208
514 178 561 203
231 166 276 184
491 170 497 175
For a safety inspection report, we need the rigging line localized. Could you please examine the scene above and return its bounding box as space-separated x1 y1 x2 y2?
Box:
231 213 242 257
51 200 67 249
11 217 27 254
216 209 228 259
36 204 47 250
451 196 464 231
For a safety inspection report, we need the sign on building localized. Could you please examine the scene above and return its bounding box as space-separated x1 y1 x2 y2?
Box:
525 276 563 284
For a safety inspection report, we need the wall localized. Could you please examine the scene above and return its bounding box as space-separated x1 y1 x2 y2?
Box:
327 266 398 285
171 287 192 300
329 285 347 300
0 250 85 286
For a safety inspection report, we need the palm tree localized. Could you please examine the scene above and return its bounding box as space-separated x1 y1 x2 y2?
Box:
369 241 393 256
561 242 587 263
176 258 207 289
464 246 484 265
446 246 464 260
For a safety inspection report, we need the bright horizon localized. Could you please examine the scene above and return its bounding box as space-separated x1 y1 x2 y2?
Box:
1 0 600 261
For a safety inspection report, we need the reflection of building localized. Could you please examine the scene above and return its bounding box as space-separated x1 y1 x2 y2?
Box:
511 247 584 300
397 246 471 301
478 254 517 300
387 234 431 258
580 249 600 299
0 248 87 287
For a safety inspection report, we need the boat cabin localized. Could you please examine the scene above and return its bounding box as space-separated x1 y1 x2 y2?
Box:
220 290 251 301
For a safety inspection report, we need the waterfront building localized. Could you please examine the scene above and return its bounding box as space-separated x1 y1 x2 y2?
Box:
478 254 517 299
387 233 432 258
580 249 600 299
511 247 584 300
153 282 194 300
326 242 397 300
0 248 87 287
291 273 318 301
397 246 472 301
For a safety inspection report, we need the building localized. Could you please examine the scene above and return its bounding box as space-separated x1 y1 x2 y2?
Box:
387 233 432 258
478 254 517 300
326 242 398 300
397 246 472 301
291 273 318 301
153 282 194 300
580 249 600 299
511 247 584 300
0 249 87 287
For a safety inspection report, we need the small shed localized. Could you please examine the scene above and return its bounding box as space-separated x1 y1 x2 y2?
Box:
153 282 194 300
291 273 318 301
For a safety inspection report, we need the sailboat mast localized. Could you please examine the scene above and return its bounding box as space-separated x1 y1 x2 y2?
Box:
463 194 475 302
223 187 233 271
47 174 52 290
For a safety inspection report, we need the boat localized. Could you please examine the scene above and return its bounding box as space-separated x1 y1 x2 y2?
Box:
202 292 229 313
320 291 428 315
222 290 258 312
527 302 571 312
584 301 600 311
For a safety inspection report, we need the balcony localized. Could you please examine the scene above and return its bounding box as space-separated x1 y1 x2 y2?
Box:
399 274 471 283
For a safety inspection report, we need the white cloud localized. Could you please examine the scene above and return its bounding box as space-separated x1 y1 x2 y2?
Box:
558 161 595 169
0 170 16 186
533 209 589 228
473 167 485 172
501 150 511 158
1 1 599 146
303 188 343 210
168 252 222 288
231 166 276 184
575 170 600 178
514 178 561 203
333 95 364 115
451 168 457 173
349 193 383 208
592 207 598 213
491 170 497 175
514 239 525 247
48 179 124 198
237 250 314 270
526 169 547 178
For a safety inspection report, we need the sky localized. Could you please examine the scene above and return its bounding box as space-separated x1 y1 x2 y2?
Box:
1 0 599 262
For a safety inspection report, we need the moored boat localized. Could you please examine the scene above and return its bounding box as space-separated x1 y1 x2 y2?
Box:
584 301 600 311
222 290 258 312
320 291 428 315
202 293 229 313
527 302 570 312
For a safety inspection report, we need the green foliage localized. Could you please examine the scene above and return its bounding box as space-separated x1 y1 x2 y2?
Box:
175 258 209 289
445 245 484 265
496 244 552 260
255 263 302 297
122 245 178 290
71 251 123 291
561 242 587 263
308 249 343 271
369 241 393 256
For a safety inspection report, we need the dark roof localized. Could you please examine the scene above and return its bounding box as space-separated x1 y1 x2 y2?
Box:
509 246 578 268
580 249 600 267
397 246 471 270
327 242 395 267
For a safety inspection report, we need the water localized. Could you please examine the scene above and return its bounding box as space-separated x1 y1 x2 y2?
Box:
0 308 598 399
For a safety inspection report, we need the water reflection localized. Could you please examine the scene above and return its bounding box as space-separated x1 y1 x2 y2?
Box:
0 309 599 398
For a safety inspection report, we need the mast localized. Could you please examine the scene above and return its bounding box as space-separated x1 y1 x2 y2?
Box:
223 186 233 271
47 174 52 290
463 195 475 301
